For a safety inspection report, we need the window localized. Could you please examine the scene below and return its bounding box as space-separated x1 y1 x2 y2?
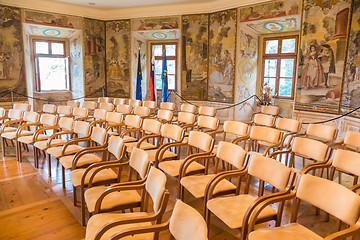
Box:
262 36 298 99
150 43 177 90
33 39 70 92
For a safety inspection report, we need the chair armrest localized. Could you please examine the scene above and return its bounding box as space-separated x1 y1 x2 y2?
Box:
263 143 282 156
33 126 60 142
179 153 216 179
231 135 249 145
268 149 291 159
46 130 73 148
61 136 91 156
119 128 142 138
324 222 360 240
0 119 23 133
86 161 129 187
300 161 332 175
154 141 187 167
90 120 107 127
350 184 360 193
15 122 41 138
72 147 107 169
136 134 161 148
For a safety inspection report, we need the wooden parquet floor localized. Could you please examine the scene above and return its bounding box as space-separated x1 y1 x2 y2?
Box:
0 144 358 240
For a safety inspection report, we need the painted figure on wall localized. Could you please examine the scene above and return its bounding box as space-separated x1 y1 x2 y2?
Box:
319 44 335 88
300 44 325 89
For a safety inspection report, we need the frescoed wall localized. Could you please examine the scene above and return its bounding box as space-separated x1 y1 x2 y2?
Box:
208 9 237 103
295 0 351 113
69 31 84 99
131 32 147 100
24 10 82 29
341 0 360 116
0 5 27 101
181 14 209 101
83 18 106 97
131 16 179 31
106 20 131 98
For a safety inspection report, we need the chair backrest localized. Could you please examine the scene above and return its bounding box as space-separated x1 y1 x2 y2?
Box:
198 106 216 117
23 111 39 123
113 98 127 105
82 101 97 110
116 104 131 114
58 117 74 131
0 108 5 118
306 123 337 141
93 109 107 121
99 102 114 112
145 167 167 212
292 137 328 162
217 141 247 169
178 112 195 125
332 149 360 178
223 121 248 137
57 106 72 116
249 126 282 145
72 107 88 118
42 104 57 114
133 106 150 118
188 131 214 152
260 105 279 116
124 114 142 129
275 118 300 133
129 147 150 179
253 113 275 127
90 126 107 145
160 102 175 111
157 109 173 122
8 109 22 120
98 97 110 103
343 131 360 149
105 112 123 125
73 121 91 137
40 114 57 127
296 174 360 226
180 103 196 114
197 116 219 131
170 200 208 240
143 100 157 110
13 103 30 112
249 155 291 191
161 124 184 141
142 119 162 135
67 100 80 108
129 99 141 107
107 136 125 160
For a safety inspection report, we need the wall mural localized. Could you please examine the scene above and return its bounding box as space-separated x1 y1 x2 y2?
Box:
131 16 179 31
239 0 299 23
0 5 26 101
131 32 147 100
70 31 84 99
245 16 300 34
106 20 131 98
341 0 360 116
83 18 106 97
295 0 352 113
208 9 237 103
181 14 209 101
24 10 82 29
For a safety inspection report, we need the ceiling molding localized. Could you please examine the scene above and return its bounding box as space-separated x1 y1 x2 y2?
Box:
0 0 273 20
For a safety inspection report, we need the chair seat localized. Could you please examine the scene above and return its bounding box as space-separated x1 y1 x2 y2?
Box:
18 134 49 144
207 194 277 229
85 186 141 213
34 139 67 150
47 145 84 158
70 168 117 187
158 160 205 177
146 149 177 163
86 212 153 240
59 153 102 169
125 141 156 153
180 174 236 198
123 135 137 142
248 223 323 240
1 130 32 140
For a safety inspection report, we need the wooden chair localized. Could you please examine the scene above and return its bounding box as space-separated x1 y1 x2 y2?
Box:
274 117 301 148
133 106 150 119
40 104 57 114
67 100 80 108
198 106 216 117
179 103 196 114
180 141 248 211
56 105 72 117
113 98 127 105
87 109 107 127
58 126 109 188
247 174 360 240
250 113 276 127
244 126 283 156
159 102 175 111
331 130 360 152
115 104 132 115
206 154 296 240
158 131 214 179
117 114 143 142
72 107 89 121
129 99 141 108
104 112 124 136
142 100 157 112
196 115 220 135
152 109 173 124
259 105 280 116
85 167 169 240
212 121 249 151
94 200 208 240
83 147 151 225
99 102 114 112
82 101 97 112
300 123 338 144
13 103 31 112
172 112 196 133
0 107 6 125
98 97 110 104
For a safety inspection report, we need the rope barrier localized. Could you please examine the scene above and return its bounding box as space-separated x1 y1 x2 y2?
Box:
0 90 10 99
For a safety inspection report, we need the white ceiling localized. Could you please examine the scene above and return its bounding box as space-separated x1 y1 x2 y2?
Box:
47 0 215 9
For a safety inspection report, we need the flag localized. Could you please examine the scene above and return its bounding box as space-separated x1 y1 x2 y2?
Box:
136 49 142 100
161 50 169 102
149 56 156 101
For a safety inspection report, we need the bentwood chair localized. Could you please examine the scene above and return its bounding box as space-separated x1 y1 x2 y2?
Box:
56 105 72 117
115 104 132 115
98 97 110 104
82 101 97 112
129 99 142 108
133 106 150 119
83 147 151 225
160 102 175 111
90 200 208 240
206 155 296 240
13 103 31 112
85 167 169 240
142 100 157 112
212 121 249 151
113 98 127 106
247 174 360 240
40 104 57 114
274 117 301 148
259 105 280 116
198 106 216 117
67 100 80 108
195 115 220 135
72 107 89 121
179 103 196 114
250 113 276 127
300 123 338 144
99 102 114 112
151 109 173 124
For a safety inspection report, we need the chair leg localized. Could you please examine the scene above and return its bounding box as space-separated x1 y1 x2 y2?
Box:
47 154 52 177
1 138 5 157
205 209 211 237
73 186 77 206
62 166 66 189
81 185 86 226
33 148 37 168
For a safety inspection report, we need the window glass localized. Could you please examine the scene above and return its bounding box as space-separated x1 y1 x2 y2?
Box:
280 59 294 78
51 42 64 55
264 59 277 77
153 45 163 56
265 40 278 54
165 45 176 56
35 42 49 54
279 78 292 97
155 74 162 89
38 57 67 91
281 38 296 53
263 78 276 95
155 60 163 75
168 75 175 89
167 60 176 74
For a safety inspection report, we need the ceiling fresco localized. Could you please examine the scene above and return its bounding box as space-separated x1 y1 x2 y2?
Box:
23 23 79 38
